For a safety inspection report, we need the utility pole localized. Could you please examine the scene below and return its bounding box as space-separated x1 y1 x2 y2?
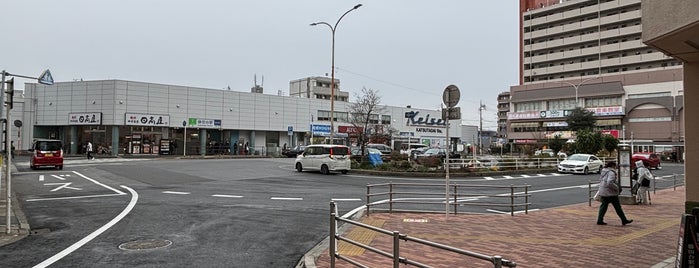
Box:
478 102 486 156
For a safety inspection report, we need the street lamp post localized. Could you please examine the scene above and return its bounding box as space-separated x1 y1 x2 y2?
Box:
1 69 54 234
554 76 601 107
311 3 362 143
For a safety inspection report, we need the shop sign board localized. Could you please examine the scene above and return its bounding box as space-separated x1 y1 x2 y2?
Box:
311 124 331 136
126 113 170 126
69 112 102 125
188 118 221 128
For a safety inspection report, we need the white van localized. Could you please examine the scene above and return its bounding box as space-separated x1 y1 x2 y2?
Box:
295 145 351 174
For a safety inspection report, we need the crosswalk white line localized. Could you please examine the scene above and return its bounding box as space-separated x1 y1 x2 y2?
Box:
163 191 190 195
271 197 303 201
212 194 243 198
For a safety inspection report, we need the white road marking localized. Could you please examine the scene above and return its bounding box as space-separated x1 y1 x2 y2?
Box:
73 171 125 195
487 208 540 214
44 182 82 192
212 194 243 198
163 191 190 195
50 175 66 181
521 174 531 177
39 175 44 181
33 185 138 268
331 198 362 202
26 193 124 202
503 175 514 179
271 197 303 201
484 177 495 180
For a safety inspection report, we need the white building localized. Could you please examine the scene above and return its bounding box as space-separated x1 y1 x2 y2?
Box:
17 79 461 156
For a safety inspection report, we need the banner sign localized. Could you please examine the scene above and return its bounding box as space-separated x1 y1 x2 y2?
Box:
69 112 102 125
586 106 624 116
188 118 221 128
126 113 170 126
508 111 540 120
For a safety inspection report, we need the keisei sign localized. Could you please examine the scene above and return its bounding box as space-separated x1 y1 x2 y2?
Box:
405 111 447 126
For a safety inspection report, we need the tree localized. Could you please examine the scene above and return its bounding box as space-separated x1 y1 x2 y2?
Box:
602 134 620 156
346 87 385 160
565 107 596 131
547 134 567 156
573 129 603 154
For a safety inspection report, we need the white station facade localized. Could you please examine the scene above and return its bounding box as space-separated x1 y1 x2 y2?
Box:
15 79 462 156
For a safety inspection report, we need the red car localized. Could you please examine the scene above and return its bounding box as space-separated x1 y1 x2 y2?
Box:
631 153 661 170
29 139 64 170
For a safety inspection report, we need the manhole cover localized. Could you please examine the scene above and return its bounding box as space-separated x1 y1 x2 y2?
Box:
119 239 172 251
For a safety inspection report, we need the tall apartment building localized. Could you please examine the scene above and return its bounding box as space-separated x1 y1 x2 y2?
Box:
507 0 685 158
289 76 350 102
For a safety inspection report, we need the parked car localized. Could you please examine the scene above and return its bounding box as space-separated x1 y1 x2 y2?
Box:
282 145 306 158
366 143 392 155
295 145 351 174
632 153 661 169
416 148 460 160
351 147 390 162
557 153 603 174
28 139 64 170
411 147 429 160
399 143 428 155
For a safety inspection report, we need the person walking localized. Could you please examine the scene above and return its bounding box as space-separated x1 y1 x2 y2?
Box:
86 141 94 160
596 161 633 226
635 160 652 205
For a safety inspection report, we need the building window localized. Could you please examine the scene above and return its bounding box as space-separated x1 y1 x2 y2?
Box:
381 115 391 125
369 114 379 124
627 92 671 99
548 99 576 110
515 101 542 112
585 96 622 107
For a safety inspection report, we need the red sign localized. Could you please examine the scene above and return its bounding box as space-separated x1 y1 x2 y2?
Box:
338 126 364 134
601 130 619 138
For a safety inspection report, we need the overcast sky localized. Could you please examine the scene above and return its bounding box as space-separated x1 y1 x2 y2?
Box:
2 1 519 130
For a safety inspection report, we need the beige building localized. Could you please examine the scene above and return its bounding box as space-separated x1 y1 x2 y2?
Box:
508 0 685 158
642 0 699 212
289 76 349 102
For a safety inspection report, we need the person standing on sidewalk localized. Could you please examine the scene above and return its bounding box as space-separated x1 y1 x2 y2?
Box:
596 161 633 226
86 141 94 160
635 160 652 205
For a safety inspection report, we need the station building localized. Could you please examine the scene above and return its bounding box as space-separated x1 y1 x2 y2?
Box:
15 79 461 157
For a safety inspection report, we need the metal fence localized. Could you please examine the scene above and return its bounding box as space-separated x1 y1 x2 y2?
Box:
366 182 531 216
329 202 517 268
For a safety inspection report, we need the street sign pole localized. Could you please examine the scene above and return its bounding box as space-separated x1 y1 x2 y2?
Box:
442 85 461 219
2 69 53 234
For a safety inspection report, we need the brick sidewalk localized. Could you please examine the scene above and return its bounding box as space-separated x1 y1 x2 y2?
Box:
314 187 685 268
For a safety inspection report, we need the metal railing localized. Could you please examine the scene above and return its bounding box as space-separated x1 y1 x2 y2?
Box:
329 202 517 268
366 182 530 216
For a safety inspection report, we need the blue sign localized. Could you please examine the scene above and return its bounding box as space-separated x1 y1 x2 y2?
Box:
288 125 293 136
311 124 331 136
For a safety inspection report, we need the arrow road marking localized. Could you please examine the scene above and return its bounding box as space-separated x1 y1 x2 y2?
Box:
44 182 82 192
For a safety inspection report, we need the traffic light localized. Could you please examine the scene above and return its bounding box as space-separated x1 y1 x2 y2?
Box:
4 77 13 109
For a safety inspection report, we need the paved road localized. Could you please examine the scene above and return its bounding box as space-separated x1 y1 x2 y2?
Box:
3 157 684 267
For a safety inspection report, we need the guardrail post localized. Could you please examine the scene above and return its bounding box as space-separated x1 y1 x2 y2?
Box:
525 185 529 214
453 184 458 215
493 255 503 268
389 182 394 213
330 202 337 267
510 185 514 217
392 231 400 268
588 181 592 207
366 184 371 216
